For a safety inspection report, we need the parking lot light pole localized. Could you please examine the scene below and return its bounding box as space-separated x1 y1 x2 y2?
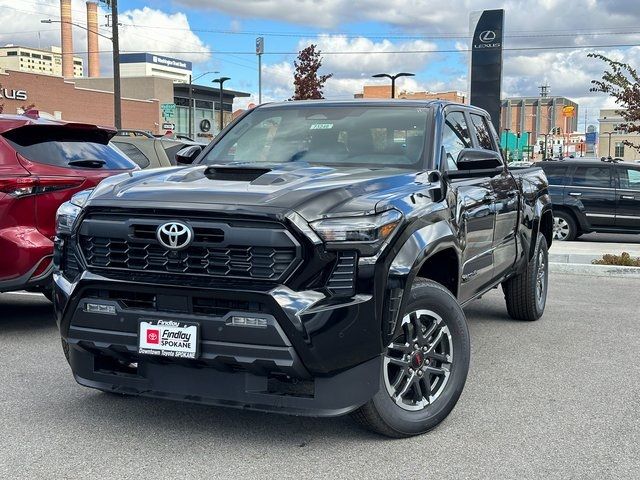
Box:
606 131 614 157
372 72 415 98
212 77 230 133
503 128 511 161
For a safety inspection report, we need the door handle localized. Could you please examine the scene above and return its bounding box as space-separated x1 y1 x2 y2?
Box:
620 195 636 200
568 192 582 197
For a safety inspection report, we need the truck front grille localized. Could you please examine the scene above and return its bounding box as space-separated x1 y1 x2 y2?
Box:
77 211 302 282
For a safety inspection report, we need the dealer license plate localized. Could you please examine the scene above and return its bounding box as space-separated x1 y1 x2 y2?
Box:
138 320 199 359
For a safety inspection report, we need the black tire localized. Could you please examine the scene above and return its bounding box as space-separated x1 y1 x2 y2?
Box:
352 278 470 438
553 211 577 241
502 233 549 321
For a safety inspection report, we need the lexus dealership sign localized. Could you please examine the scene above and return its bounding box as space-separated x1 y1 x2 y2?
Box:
469 9 504 132
0 87 28 101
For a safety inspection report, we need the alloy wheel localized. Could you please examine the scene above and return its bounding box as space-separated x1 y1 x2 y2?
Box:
553 216 570 240
383 309 453 411
536 247 547 307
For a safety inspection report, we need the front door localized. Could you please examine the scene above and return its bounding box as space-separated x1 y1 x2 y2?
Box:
615 165 640 230
441 110 496 303
566 164 616 227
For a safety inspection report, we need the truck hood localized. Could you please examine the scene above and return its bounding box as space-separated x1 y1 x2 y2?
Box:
89 163 428 221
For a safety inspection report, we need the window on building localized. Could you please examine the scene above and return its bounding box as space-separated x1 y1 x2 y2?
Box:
615 142 625 158
7 51 17 56
20 52 30 57
174 97 189 107
442 111 472 170
43 55 52 61
195 100 213 109
32 53 41 59
570 166 612 188
73 60 82 66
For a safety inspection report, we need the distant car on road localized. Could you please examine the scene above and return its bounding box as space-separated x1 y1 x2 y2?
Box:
0 113 138 298
111 136 206 169
540 159 640 240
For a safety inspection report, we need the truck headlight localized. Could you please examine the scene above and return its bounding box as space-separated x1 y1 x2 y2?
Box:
309 209 402 252
55 189 93 235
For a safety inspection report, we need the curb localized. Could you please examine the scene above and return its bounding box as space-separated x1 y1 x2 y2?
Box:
550 262 640 278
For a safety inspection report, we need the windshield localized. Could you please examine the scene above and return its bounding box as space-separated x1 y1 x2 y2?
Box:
200 105 430 168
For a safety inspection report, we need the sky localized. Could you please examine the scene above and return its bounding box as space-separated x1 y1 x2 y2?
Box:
2 0 640 130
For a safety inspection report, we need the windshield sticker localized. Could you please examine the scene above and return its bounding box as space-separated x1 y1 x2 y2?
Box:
310 123 334 130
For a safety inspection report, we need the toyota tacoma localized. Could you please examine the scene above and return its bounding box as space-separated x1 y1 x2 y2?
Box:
54 100 552 437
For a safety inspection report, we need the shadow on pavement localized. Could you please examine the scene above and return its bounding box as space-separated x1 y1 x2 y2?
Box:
0 294 56 333
64 389 381 444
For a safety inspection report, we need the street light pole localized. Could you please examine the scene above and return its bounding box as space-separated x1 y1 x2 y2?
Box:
503 128 511 161
108 0 122 129
525 130 532 160
212 77 230 133
372 72 415 98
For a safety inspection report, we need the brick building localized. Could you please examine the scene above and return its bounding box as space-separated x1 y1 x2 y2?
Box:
355 85 467 103
500 96 579 146
0 70 159 132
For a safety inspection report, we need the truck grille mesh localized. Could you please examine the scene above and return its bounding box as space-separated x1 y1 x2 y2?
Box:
80 236 297 281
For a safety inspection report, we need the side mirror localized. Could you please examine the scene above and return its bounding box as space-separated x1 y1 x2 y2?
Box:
456 148 503 171
175 145 202 165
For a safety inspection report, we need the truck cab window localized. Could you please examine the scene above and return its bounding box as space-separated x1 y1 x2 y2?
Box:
442 111 472 170
470 114 496 151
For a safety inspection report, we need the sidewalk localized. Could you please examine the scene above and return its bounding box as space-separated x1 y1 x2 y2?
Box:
549 240 640 278
550 241 640 264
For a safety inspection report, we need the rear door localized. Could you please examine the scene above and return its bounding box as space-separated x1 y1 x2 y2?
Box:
441 109 496 302
3 125 136 239
540 163 569 207
566 164 616 228
615 164 640 229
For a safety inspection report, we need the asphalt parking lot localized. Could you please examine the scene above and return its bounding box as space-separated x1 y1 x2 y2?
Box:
1 273 639 479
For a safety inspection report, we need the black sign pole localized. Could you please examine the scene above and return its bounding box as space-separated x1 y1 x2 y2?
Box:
469 9 505 133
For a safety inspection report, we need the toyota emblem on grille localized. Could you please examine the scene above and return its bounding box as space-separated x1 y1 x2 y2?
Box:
156 221 193 250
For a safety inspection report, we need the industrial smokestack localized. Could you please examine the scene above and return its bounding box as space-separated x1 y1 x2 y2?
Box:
86 1 100 77
60 0 74 78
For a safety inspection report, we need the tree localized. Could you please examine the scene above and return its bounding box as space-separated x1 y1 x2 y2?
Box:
589 53 640 151
291 44 332 100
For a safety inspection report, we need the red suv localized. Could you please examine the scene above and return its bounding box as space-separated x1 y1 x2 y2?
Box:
0 113 138 298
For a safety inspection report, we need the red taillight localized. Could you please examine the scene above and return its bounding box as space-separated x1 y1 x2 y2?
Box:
0 176 84 198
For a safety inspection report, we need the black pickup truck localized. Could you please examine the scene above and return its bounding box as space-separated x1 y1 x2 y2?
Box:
53 100 552 438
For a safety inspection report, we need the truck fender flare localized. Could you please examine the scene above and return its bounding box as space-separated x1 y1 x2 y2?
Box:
529 194 553 259
382 220 460 343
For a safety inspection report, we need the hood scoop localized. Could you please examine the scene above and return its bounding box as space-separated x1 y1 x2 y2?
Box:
204 166 272 182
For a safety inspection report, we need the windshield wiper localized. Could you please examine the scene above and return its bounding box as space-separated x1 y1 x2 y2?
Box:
68 159 107 168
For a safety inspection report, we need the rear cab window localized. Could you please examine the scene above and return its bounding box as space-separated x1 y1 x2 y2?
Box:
112 141 151 169
3 125 136 170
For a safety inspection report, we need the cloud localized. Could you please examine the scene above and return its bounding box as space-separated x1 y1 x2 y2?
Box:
298 35 437 79
174 0 640 35
0 0 211 75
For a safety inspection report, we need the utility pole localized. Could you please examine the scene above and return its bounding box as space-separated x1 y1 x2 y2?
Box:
212 77 230 133
188 74 193 138
105 0 122 129
256 37 264 104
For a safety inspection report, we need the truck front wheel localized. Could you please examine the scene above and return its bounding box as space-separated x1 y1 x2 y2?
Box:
502 232 549 321
352 279 470 438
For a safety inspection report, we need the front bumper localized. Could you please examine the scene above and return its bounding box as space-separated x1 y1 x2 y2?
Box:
55 271 383 417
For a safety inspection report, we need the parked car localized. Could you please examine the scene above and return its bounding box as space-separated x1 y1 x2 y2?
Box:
54 100 552 437
0 113 138 298
540 159 640 240
114 129 154 138
110 136 206 169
